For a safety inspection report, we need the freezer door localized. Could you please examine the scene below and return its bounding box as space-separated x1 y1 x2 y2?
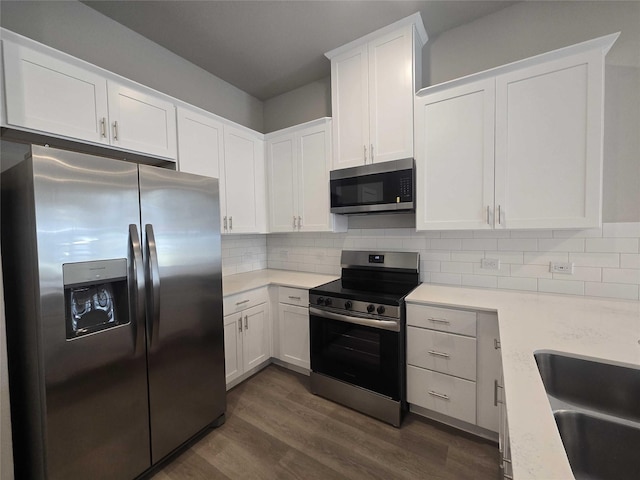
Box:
139 165 225 463
29 147 150 479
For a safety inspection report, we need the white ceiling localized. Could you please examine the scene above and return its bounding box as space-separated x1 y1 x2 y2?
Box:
83 1 516 101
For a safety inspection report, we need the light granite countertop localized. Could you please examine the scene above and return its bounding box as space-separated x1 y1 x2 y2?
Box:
405 284 640 480
222 269 338 297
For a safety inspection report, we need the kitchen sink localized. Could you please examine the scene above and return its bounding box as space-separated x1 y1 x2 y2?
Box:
534 351 640 480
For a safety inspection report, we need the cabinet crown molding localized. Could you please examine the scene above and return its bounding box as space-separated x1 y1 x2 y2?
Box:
324 12 428 60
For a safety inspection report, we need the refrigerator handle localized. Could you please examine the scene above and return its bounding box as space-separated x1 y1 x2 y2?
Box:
128 224 145 354
145 224 161 348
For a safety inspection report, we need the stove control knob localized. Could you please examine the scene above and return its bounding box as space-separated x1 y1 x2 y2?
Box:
367 304 375 313
377 305 386 315
324 298 333 307
344 301 353 310
317 297 324 305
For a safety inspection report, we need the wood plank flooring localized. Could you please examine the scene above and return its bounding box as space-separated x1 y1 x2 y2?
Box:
152 365 499 480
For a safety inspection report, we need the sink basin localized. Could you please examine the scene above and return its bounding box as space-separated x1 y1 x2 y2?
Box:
534 351 640 480
554 411 640 480
534 351 640 422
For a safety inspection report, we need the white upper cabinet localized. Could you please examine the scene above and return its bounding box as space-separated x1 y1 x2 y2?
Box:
326 14 428 170
2 34 178 161
266 119 347 233
416 78 496 230
107 81 177 160
3 40 110 145
415 33 618 230
220 125 267 234
176 106 223 178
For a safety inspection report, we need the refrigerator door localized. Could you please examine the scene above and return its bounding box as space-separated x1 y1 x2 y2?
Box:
139 165 225 463
30 147 150 479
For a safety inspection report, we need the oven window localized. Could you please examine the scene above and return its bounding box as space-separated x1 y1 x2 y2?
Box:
310 314 401 399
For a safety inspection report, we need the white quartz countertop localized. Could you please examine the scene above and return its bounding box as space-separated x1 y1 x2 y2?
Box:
406 284 640 480
222 269 338 297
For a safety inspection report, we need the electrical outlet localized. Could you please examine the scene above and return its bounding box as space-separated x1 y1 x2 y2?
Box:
550 262 574 274
481 258 500 270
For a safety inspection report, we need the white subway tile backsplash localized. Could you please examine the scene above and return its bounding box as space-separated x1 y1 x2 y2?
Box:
602 268 640 285
259 222 640 302
584 282 639 300
585 238 639 253
538 279 585 296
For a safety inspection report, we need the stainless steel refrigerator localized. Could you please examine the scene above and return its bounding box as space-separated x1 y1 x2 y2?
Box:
1 145 226 479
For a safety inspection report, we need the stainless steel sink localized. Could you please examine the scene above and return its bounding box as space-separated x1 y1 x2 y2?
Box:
534 350 640 480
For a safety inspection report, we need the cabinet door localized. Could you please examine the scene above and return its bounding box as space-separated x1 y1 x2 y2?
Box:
107 81 177 159
278 303 310 370
476 313 501 433
221 125 266 233
242 304 270 371
223 312 243 385
3 41 109 145
267 133 297 232
331 44 369 169
368 25 414 163
416 78 495 230
176 107 223 178
495 50 604 229
297 124 333 232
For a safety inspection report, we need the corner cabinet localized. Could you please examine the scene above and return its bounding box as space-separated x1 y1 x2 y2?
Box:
176 106 224 178
2 37 177 161
266 118 347 233
326 13 428 170
220 125 267 234
415 33 618 230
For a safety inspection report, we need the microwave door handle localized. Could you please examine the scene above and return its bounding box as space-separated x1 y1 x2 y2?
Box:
128 224 145 354
144 224 161 349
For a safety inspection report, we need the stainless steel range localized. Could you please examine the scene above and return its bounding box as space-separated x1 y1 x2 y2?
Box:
309 250 420 427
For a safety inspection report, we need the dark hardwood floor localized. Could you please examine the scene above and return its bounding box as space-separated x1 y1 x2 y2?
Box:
152 365 499 480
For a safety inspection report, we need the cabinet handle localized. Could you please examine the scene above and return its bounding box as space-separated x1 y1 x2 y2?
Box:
235 299 250 306
503 474 513 480
288 296 301 300
238 316 242 332
494 338 501 350
427 350 450 358
428 390 450 400
498 205 502 225
298 216 302 229
112 121 119 141
363 145 367 164
229 216 233 230
244 315 248 330
293 216 297 229
370 144 374 162
494 380 504 406
427 317 450 325
223 216 228 231
100 117 107 138
487 205 490 225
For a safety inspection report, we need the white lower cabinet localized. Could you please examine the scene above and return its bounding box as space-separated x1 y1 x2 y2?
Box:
223 289 270 386
407 302 501 436
275 287 310 371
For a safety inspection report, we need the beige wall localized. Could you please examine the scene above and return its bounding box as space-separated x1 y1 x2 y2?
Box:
0 0 264 132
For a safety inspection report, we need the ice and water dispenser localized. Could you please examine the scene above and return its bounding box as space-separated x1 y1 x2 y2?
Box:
63 259 129 339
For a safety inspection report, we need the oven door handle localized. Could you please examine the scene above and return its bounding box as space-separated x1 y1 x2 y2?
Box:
309 306 400 332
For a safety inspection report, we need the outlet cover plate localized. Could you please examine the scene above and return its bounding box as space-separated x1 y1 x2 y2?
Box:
481 258 500 270
550 261 574 274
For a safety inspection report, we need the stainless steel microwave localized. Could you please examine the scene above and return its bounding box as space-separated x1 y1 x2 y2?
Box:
330 158 415 214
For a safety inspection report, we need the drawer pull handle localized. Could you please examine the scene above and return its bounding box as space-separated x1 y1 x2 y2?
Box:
427 317 450 325
427 350 450 358
428 390 450 400
288 296 301 300
494 338 501 350
235 299 250 306
494 379 504 406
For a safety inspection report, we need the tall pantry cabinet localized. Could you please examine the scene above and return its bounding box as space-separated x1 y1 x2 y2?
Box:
326 13 428 170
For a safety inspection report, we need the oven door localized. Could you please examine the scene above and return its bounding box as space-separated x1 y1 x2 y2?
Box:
309 306 402 400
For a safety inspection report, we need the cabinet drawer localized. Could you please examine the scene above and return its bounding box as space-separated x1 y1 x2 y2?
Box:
223 287 268 315
407 366 476 424
407 327 477 381
278 286 309 307
407 304 477 337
